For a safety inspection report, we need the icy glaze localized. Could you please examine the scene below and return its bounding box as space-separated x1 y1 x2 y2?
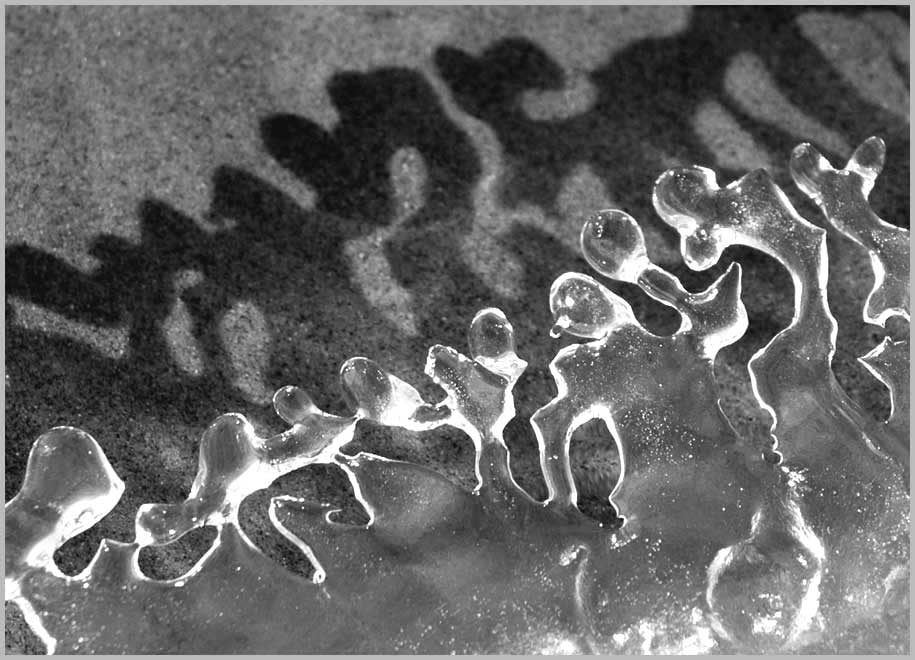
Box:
5 139 908 654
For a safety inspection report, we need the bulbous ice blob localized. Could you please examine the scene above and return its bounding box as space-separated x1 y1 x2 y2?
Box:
340 357 449 430
424 311 533 499
136 397 358 546
468 307 527 383
273 385 320 424
707 489 825 652
135 414 262 544
5 428 124 595
548 273 634 339
580 209 650 283
652 166 725 270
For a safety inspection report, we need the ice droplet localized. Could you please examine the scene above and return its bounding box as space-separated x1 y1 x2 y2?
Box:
6 428 124 588
707 485 826 651
581 209 650 283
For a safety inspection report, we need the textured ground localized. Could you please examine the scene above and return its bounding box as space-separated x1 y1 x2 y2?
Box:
4 6 910 654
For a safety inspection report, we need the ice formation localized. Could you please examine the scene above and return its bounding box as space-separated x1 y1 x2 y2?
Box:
5 138 909 654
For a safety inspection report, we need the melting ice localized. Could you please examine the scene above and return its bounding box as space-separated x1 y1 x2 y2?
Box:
5 138 909 654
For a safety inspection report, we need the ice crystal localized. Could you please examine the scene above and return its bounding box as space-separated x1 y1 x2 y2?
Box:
5 138 909 654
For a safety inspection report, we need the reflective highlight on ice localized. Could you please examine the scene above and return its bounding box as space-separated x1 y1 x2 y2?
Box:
5 138 908 654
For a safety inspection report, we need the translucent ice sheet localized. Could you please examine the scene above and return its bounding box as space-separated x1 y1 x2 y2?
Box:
6 139 908 654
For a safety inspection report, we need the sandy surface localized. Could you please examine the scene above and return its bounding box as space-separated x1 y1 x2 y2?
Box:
5 6 909 653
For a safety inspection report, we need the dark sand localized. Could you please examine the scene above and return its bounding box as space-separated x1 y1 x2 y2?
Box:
5 6 909 653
